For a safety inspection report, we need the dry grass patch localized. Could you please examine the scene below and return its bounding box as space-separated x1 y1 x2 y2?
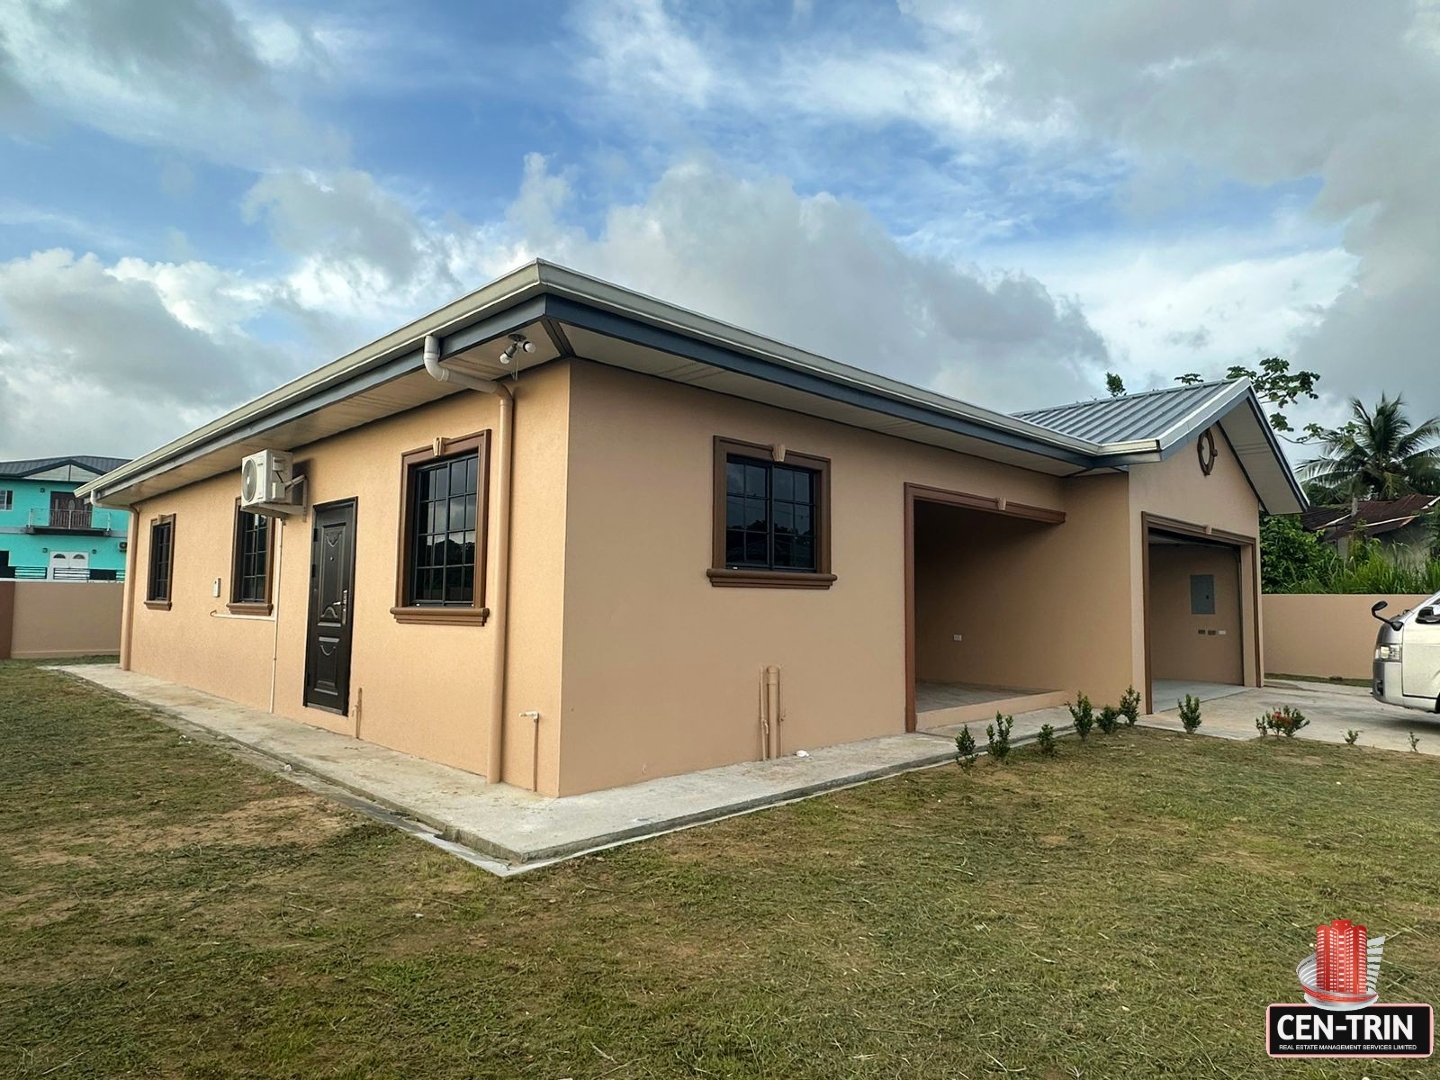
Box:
3 660 1439 1078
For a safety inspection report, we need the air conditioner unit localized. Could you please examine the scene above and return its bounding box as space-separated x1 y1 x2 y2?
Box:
240 449 296 513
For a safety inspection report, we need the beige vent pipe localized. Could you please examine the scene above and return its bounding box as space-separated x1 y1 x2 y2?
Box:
762 665 783 759
423 334 514 785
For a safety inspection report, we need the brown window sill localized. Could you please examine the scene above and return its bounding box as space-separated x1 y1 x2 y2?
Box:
390 605 490 625
706 568 837 590
143 599 172 610
226 602 273 616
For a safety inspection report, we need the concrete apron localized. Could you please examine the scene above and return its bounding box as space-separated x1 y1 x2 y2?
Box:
54 665 966 876
53 667 1437 875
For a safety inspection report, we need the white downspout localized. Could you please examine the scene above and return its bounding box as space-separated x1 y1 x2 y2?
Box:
423 334 515 786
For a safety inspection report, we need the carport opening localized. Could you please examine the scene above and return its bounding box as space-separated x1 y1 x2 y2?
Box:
1146 529 1246 710
909 499 1065 731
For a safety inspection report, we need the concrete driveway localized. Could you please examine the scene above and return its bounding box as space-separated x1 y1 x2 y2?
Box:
1145 678 1440 755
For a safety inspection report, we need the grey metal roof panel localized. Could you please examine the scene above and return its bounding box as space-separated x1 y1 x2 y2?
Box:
0 455 130 478
1016 382 1234 444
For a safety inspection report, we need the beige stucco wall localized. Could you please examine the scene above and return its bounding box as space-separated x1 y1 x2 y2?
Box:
1148 543 1244 684
1263 593 1431 680
1 581 123 658
1127 426 1263 693
127 363 572 792
912 477 1133 700
556 362 1135 795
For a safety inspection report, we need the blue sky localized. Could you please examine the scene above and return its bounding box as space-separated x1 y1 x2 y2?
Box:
1 0 1434 459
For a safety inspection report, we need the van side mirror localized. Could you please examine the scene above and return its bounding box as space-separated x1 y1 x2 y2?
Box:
1418 606 1440 625
1372 601 1404 630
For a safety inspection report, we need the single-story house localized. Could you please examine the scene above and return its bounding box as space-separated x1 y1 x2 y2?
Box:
78 261 1305 796
1301 495 1440 564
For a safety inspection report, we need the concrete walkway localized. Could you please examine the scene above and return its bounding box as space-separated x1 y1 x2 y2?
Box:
56 665 961 874
53 666 1439 874
1144 679 1440 755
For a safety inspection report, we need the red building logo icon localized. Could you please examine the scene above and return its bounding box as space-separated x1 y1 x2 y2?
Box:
1298 919 1384 1011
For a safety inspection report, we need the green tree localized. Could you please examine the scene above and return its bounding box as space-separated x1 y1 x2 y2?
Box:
1258 515 1334 592
1299 394 1440 501
1176 356 1320 437
1105 372 1126 398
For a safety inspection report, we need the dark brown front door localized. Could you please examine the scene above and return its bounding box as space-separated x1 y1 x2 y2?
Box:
304 500 357 714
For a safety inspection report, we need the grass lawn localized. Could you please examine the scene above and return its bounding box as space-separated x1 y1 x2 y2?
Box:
4 662 1440 1079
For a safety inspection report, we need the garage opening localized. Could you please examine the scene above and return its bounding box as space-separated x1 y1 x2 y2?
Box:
906 488 1070 732
1145 524 1250 711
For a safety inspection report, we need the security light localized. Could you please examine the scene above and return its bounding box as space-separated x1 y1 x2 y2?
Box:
500 332 534 364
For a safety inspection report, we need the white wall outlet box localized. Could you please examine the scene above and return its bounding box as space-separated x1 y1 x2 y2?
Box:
212 577 221 597
953 634 963 642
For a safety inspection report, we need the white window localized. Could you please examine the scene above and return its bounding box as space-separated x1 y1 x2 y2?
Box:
0 490 11 511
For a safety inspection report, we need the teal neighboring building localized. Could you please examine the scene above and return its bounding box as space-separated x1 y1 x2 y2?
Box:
0 456 130 580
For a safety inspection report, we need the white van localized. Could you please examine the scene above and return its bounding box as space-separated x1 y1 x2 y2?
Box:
1372 592 1440 713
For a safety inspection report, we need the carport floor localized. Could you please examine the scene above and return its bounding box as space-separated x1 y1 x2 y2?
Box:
914 681 1041 711
1152 679 1251 706
55 665 960 875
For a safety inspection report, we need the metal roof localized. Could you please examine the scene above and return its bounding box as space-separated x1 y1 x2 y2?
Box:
73 259 1306 516
1301 495 1440 538
0 455 130 478
1017 382 1236 444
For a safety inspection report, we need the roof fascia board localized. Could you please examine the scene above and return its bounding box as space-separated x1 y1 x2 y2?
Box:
78 279 549 504
1151 380 1253 452
533 263 1101 458
543 293 1098 469
1126 383 1306 514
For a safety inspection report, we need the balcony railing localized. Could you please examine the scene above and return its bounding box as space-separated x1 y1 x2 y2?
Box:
25 507 116 533
0 565 124 582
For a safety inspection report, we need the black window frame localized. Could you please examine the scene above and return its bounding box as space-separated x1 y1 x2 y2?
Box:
392 431 490 624
709 437 834 589
145 514 175 609
229 502 273 613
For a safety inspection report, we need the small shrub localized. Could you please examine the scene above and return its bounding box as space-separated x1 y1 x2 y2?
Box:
955 725 978 769
1119 685 1141 726
1068 693 1095 740
1409 732 1420 753
1036 723 1057 756
1178 694 1202 734
1097 704 1121 735
1254 716 1269 737
1261 705 1309 738
986 712 1014 763
1344 729 1361 746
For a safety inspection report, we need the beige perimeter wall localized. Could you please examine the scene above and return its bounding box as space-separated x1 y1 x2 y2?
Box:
126 362 572 792
1263 593 1432 680
0 581 123 658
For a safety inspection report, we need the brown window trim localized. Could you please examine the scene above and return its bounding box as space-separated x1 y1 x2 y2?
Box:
228 498 275 615
392 430 490 624
145 513 175 609
710 436 834 589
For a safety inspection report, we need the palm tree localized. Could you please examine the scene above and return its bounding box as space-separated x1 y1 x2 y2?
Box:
1300 394 1440 502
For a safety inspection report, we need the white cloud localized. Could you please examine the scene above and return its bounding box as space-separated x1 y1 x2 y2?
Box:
0 0 344 166
505 155 1109 408
0 152 1116 457
569 0 1440 424
574 0 717 109
0 249 289 457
